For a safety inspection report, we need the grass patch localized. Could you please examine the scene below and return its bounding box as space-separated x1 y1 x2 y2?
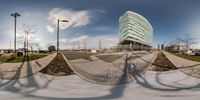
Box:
28 53 48 60
171 52 200 62
0 53 47 63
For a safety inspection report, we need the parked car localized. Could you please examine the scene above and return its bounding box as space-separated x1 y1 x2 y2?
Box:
39 50 47 53
195 50 200 56
0 50 4 56
16 51 25 57
180 50 187 54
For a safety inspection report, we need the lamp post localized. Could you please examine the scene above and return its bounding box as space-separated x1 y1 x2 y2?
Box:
57 19 68 60
11 12 20 53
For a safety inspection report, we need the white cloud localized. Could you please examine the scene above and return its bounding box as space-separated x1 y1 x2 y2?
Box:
98 10 106 14
94 26 111 31
47 8 92 32
46 25 55 33
60 38 68 43
59 34 118 49
68 35 88 43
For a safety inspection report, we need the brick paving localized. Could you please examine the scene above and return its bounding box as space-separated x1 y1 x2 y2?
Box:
62 51 158 84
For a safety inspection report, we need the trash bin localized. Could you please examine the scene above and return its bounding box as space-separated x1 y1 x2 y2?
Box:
17 51 24 57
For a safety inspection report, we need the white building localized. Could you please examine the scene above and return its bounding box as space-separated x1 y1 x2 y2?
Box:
119 11 153 50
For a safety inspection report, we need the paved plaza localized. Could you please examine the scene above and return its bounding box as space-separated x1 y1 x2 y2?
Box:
0 51 200 100
1 69 200 100
62 51 158 84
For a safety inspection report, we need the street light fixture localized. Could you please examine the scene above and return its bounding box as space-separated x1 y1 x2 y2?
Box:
57 19 69 60
11 12 20 53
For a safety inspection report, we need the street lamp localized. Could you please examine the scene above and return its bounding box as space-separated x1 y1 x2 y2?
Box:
57 19 69 60
11 12 20 53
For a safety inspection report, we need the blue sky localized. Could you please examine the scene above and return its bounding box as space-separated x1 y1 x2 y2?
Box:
0 0 200 49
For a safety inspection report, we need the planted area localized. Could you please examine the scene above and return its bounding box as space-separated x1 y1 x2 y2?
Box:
40 53 73 76
0 53 47 63
148 51 177 71
95 55 123 63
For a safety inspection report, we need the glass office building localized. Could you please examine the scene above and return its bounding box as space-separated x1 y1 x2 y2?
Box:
119 11 153 50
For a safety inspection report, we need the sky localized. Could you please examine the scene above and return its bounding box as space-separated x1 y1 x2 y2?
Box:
0 0 200 50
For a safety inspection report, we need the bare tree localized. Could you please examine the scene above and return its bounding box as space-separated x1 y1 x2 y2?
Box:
168 40 180 46
177 33 197 51
17 35 26 50
18 24 36 56
34 43 40 52
29 41 39 54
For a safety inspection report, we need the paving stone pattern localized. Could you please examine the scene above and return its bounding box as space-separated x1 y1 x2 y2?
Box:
62 51 158 84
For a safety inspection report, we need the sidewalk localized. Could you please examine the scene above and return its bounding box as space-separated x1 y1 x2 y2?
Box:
0 53 56 79
1 70 200 100
162 51 200 78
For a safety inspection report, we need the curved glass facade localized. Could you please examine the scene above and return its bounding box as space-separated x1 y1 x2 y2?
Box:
119 11 153 49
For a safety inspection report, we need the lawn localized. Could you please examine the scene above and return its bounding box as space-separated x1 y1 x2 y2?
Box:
0 53 48 63
171 52 200 62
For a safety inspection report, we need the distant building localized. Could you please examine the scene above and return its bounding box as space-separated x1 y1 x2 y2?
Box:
48 45 56 52
118 11 153 50
158 44 160 50
161 44 164 50
165 45 187 52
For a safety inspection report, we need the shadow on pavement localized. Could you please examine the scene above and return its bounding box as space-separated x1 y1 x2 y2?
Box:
1 51 200 100
21 56 131 100
0 56 54 95
22 54 146 100
134 51 200 79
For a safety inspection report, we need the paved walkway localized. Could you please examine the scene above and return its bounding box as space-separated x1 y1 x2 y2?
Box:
162 51 200 78
62 51 158 84
0 53 56 79
0 70 200 100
